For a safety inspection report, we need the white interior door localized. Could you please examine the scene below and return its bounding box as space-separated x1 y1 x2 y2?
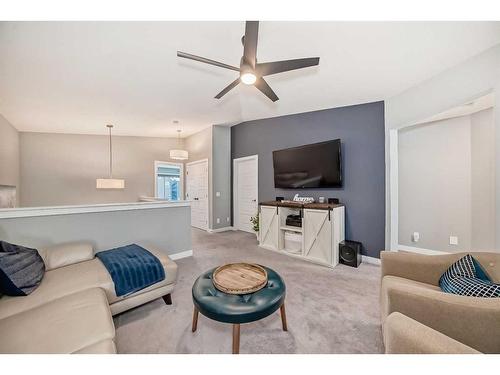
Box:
186 159 209 231
234 155 258 233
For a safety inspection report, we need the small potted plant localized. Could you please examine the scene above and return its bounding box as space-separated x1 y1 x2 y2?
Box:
250 212 259 238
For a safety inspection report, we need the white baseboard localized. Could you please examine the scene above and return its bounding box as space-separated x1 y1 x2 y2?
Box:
397 244 448 255
362 255 381 265
207 226 234 233
169 249 193 260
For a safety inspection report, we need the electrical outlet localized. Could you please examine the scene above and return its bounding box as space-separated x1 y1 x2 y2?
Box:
449 236 458 245
216 218 220 224
226 217 230 222
412 232 420 243
216 191 221 197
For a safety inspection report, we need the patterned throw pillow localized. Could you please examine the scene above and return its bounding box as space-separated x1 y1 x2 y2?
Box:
0 241 45 296
439 254 500 298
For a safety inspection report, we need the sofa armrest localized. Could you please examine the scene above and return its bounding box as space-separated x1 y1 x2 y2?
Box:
384 312 480 354
381 276 500 353
381 250 466 286
39 242 95 271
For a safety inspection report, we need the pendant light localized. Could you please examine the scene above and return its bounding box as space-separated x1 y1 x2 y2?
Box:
170 128 188 160
96 124 125 189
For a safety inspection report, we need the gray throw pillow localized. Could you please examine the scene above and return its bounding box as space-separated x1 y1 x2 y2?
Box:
0 241 45 296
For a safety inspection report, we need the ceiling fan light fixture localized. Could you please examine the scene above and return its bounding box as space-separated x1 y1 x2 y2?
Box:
177 21 320 101
240 72 257 85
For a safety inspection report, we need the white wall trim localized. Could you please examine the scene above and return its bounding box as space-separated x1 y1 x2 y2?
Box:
397 244 449 255
362 255 381 266
169 249 193 260
154 160 185 200
388 129 399 251
233 154 258 233
0 201 190 219
207 226 234 233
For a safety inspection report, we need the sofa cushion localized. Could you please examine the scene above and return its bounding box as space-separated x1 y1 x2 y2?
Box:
0 246 177 319
0 258 111 320
39 242 95 271
0 288 114 354
0 241 45 296
439 254 500 297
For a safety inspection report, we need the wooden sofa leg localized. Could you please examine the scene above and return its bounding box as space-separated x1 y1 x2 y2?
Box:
162 293 172 305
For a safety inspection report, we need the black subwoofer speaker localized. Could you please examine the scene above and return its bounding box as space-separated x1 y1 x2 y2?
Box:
339 240 362 267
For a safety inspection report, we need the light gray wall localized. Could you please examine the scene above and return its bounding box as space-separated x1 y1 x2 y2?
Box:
385 43 500 249
398 116 472 251
232 101 385 258
0 114 20 205
19 132 183 207
0 206 191 255
185 126 213 229
212 125 231 230
471 108 496 250
398 108 496 252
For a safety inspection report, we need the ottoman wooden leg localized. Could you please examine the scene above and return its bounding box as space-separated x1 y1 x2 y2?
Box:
192 306 199 332
232 324 240 354
280 304 288 331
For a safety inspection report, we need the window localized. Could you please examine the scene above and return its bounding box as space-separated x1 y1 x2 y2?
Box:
155 162 183 201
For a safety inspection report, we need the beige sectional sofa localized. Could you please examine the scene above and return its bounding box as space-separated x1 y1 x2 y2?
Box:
384 312 480 354
380 250 500 354
0 242 178 354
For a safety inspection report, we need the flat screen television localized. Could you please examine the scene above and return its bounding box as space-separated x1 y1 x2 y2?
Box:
273 139 342 189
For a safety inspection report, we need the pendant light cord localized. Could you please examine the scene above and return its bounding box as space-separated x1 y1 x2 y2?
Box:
107 124 113 178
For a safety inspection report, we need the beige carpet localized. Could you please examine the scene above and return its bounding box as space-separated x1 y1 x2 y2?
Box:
114 229 384 354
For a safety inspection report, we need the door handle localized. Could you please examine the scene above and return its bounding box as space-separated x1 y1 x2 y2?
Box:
194 198 199 201
252 199 256 202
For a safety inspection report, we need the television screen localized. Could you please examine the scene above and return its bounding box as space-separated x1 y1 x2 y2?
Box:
273 139 342 188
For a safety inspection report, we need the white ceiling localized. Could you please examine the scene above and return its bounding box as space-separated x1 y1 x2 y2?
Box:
1 21 500 138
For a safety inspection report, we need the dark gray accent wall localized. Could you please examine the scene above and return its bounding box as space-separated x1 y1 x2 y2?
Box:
231 101 385 258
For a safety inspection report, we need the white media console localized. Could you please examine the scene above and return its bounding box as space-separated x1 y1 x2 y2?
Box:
258 201 345 268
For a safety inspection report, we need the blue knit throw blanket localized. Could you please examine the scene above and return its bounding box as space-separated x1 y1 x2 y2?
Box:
96 244 165 296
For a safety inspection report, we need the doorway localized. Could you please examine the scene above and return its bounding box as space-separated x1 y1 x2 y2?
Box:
186 159 209 231
233 155 258 233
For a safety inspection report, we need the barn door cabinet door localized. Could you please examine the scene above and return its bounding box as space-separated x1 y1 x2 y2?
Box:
259 206 279 250
303 209 333 265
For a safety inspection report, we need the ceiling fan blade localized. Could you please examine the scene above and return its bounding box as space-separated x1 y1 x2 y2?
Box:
177 51 240 72
254 77 279 102
243 21 259 68
256 57 320 76
214 78 241 99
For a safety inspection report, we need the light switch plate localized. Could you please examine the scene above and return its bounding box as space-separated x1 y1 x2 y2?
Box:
216 192 221 197
449 236 458 245
216 218 220 224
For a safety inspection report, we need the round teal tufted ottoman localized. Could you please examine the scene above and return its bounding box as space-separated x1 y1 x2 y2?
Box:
191 265 287 354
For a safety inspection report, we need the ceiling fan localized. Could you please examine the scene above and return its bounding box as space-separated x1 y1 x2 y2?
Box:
177 21 320 102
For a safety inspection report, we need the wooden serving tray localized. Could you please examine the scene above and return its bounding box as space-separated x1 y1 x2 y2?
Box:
212 263 268 295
